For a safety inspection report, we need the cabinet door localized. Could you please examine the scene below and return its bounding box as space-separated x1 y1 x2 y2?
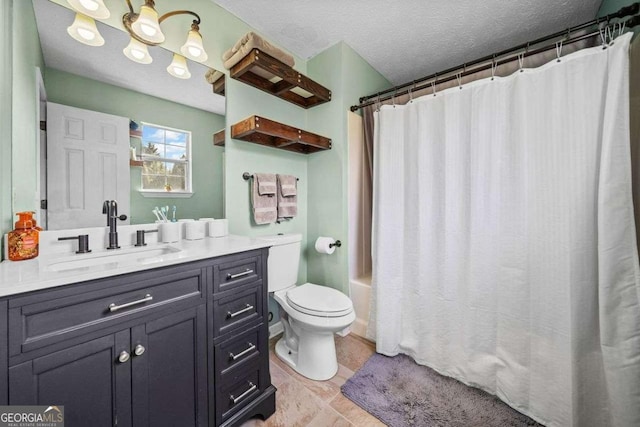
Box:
131 305 208 427
9 331 132 427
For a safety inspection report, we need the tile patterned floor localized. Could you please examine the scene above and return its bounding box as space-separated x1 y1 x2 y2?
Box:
241 334 385 427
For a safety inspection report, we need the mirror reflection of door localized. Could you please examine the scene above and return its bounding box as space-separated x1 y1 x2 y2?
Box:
46 102 130 230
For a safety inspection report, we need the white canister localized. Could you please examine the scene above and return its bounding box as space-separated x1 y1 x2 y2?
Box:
185 220 205 240
178 219 194 239
159 222 180 243
208 219 228 238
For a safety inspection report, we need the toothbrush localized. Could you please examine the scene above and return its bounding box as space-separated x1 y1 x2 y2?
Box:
160 207 168 222
152 208 162 222
172 206 177 222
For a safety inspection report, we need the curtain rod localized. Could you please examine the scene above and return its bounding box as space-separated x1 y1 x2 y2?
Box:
351 3 640 112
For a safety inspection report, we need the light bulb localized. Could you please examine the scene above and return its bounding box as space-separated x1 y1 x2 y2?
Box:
123 38 153 64
67 0 110 20
131 5 165 44
167 54 191 79
67 13 104 47
180 28 208 62
79 0 98 10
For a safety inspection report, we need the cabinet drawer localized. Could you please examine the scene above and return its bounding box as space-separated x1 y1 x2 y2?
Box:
215 324 266 377
214 253 262 294
217 363 263 422
9 266 205 356
212 285 262 338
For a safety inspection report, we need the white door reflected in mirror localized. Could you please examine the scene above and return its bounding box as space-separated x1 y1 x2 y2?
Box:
46 102 130 230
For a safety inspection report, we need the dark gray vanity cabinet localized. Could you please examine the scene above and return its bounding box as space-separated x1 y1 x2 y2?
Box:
0 300 8 405
210 250 274 427
10 331 132 427
1 248 275 427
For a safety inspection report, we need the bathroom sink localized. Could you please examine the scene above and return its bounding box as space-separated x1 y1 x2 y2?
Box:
45 246 182 272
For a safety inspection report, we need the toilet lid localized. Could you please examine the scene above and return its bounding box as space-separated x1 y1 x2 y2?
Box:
286 283 353 317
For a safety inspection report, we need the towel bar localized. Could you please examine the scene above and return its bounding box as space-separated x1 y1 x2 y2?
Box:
242 172 299 181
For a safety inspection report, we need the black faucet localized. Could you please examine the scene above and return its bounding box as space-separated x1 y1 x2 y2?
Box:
102 200 127 249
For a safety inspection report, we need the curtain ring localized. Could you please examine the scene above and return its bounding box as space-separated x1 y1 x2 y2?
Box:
456 72 463 90
619 21 626 37
392 90 397 108
555 40 563 63
491 56 498 81
599 26 608 49
607 24 615 45
518 52 525 72
432 74 437 97
408 82 415 103
375 95 381 112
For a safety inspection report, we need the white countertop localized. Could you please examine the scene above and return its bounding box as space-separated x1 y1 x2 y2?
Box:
0 235 271 298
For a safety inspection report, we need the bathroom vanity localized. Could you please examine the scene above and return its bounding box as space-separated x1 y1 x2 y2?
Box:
0 236 275 427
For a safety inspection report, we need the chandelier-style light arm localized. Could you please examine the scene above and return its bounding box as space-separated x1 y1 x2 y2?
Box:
125 0 136 14
159 10 201 27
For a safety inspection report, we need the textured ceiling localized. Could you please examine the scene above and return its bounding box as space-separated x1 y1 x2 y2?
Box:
34 0 225 115
212 0 602 85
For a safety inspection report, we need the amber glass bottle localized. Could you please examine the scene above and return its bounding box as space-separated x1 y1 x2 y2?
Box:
8 212 39 261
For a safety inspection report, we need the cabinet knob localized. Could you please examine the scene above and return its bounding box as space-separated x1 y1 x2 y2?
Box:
118 351 130 363
134 344 146 356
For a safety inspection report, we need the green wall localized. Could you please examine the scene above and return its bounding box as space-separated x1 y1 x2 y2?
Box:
0 1 13 256
306 43 390 295
44 68 225 224
11 0 43 219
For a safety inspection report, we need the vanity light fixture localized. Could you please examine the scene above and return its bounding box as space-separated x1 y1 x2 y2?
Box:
65 0 207 78
167 53 192 79
67 13 105 47
67 0 110 20
122 0 208 63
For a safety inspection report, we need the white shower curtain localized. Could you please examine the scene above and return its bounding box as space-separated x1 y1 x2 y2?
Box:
369 33 640 427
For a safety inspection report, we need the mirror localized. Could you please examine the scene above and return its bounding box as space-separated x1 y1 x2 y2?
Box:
17 0 225 230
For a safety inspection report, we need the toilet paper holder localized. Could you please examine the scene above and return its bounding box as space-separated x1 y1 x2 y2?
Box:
329 240 342 248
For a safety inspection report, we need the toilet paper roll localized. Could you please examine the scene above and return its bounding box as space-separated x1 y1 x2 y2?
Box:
315 236 336 255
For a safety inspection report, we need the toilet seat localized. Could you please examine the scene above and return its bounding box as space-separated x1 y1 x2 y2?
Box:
286 283 353 317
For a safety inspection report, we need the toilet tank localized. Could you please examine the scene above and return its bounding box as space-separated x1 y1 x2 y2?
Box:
258 233 302 292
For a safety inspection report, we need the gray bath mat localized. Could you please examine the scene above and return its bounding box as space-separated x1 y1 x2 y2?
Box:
341 353 544 427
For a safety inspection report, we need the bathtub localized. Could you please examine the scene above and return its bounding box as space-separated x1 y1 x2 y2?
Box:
349 275 372 339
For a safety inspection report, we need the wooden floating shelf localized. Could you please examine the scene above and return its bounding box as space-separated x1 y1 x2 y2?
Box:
231 116 331 154
213 129 225 147
129 129 142 139
129 159 144 167
212 75 225 96
230 49 331 109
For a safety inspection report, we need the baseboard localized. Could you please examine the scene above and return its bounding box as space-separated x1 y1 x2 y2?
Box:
350 319 368 339
269 321 283 339
337 326 351 337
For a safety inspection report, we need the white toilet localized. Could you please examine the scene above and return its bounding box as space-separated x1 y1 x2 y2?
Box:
260 233 355 381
